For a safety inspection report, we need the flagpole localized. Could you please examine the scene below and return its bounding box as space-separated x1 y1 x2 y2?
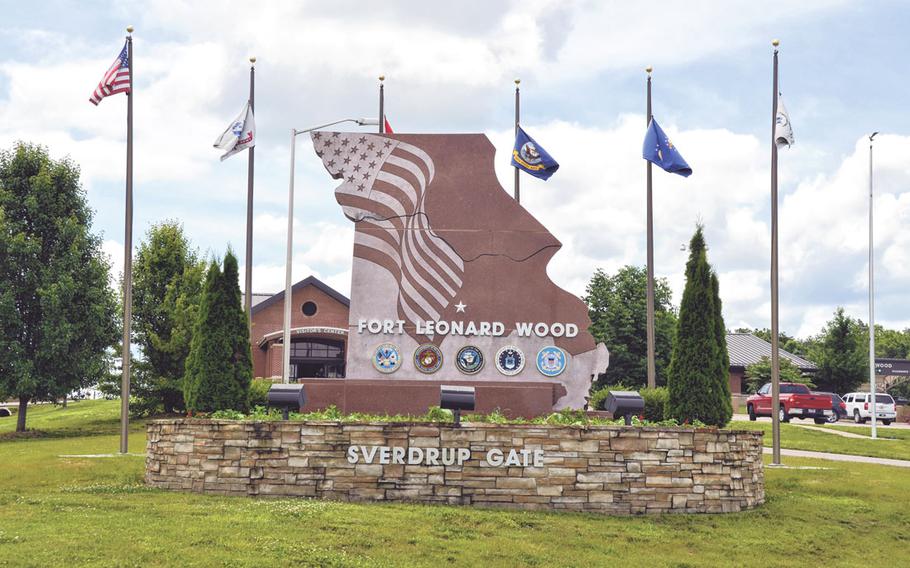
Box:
770 39 781 465
244 56 256 326
120 25 135 454
868 132 878 440
514 78 520 203
645 66 656 390
379 75 385 134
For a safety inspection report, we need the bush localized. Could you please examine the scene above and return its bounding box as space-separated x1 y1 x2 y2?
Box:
588 384 630 410
640 387 669 422
248 378 273 408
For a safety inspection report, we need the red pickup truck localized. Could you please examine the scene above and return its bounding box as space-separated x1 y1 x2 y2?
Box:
746 382 833 424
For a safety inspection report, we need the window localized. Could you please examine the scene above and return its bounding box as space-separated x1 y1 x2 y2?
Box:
289 339 343 359
301 301 318 316
758 384 770 395
876 395 894 404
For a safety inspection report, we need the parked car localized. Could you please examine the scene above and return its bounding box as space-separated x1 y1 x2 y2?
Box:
843 392 897 425
812 391 847 423
746 382 833 424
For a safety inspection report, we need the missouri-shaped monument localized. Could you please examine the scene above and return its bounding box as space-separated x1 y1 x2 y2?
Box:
312 131 608 409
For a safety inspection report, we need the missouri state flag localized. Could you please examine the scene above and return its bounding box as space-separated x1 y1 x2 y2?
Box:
511 126 559 180
642 118 692 177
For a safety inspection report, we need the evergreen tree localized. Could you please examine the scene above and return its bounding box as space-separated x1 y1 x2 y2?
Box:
183 251 252 413
710 273 733 423
667 226 730 426
0 143 118 431
132 221 203 414
584 266 676 389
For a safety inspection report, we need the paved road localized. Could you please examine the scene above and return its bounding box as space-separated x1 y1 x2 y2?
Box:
763 447 910 468
732 414 910 429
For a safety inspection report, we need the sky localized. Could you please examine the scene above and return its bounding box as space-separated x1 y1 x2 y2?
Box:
1 0 909 339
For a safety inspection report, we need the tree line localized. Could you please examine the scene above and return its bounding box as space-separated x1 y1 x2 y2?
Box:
586 247 910 405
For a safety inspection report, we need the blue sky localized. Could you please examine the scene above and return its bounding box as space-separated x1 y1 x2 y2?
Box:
1 0 908 338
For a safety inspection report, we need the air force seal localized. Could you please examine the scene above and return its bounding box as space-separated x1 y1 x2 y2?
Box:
536 346 567 377
495 346 525 376
455 346 484 375
372 343 401 374
414 344 444 374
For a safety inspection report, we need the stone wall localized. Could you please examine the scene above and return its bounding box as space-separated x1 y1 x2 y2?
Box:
146 420 764 515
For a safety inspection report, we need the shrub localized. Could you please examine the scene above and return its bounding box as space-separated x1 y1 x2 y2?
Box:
640 387 669 421
248 378 273 408
588 384 630 410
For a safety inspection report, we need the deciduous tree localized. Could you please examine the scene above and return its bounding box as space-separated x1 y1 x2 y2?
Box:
0 143 118 431
584 266 676 389
131 222 203 414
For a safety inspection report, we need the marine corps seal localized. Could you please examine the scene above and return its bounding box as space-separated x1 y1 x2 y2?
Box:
414 344 443 374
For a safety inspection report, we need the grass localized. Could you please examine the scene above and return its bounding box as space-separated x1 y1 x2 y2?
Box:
1 402 909 566
730 420 910 461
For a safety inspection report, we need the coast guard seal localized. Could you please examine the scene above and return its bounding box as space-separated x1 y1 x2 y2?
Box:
372 343 401 374
414 344 443 374
455 346 484 375
536 346 567 377
495 346 525 376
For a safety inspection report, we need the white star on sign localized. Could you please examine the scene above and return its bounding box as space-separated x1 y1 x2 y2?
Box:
454 301 466 313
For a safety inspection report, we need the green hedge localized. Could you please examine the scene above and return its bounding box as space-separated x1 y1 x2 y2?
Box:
640 387 669 422
588 385 668 422
247 378 274 408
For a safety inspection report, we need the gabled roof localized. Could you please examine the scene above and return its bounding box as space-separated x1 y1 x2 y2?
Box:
726 333 818 371
242 292 273 309
251 275 350 316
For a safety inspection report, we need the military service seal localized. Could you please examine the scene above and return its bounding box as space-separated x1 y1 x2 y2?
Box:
455 345 484 375
372 343 402 374
536 345 567 377
414 344 444 374
495 345 525 376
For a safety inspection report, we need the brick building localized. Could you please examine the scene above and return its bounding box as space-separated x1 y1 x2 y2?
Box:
249 276 350 380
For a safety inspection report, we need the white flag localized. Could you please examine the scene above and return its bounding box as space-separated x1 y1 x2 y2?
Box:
214 101 255 161
775 95 794 148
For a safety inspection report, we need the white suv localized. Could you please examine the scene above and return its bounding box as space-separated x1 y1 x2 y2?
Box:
843 392 897 425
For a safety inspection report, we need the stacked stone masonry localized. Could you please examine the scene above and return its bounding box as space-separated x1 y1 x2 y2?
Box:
146 420 764 515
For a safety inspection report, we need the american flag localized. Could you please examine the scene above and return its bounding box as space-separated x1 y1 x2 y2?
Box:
89 40 130 105
312 132 465 338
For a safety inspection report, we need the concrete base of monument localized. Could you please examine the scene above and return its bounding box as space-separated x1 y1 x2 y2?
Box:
146 420 765 515
295 378 568 418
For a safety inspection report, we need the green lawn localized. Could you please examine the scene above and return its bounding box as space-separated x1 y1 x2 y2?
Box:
1 401 909 566
730 420 910 461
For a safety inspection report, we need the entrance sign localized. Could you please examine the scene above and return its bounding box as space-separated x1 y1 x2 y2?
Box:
875 358 910 376
312 132 608 408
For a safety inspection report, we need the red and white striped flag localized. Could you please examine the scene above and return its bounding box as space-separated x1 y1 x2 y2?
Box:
89 40 130 105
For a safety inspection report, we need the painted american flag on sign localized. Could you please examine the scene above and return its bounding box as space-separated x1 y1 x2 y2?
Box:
311 131 465 337
89 40 130 105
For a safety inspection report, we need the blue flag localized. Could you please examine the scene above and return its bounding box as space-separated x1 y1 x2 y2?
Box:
511 126 559 180
642 119 692 177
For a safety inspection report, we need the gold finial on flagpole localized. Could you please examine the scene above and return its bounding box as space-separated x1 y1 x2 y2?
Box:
126 25 134 34
379 75 385 83
772 39 780 47
514 78 521 86
249 56 257 65
646 66 653 75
